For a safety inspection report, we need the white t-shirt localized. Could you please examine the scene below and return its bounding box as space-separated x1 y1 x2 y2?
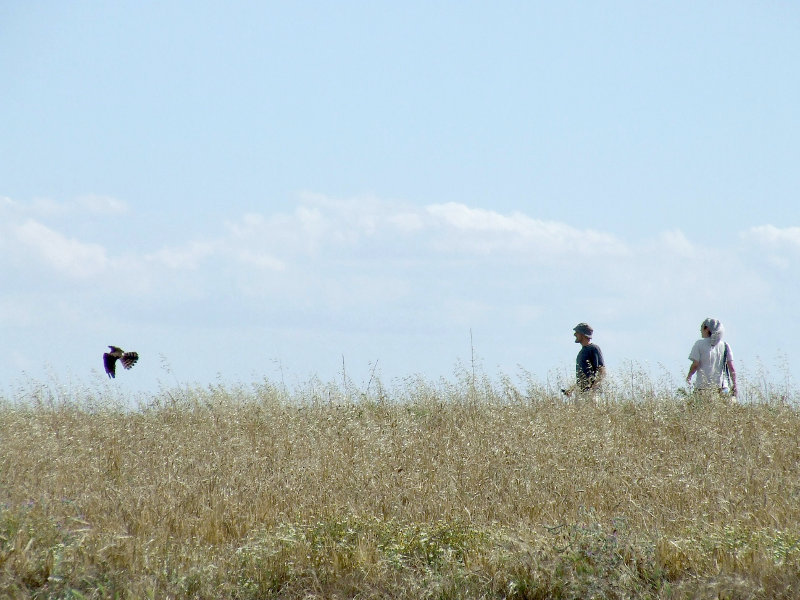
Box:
689 338 731 390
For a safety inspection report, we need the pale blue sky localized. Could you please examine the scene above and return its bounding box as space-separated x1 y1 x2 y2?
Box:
2 2 799 397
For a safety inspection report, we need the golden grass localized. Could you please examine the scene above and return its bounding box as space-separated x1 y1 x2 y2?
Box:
1 373 800 598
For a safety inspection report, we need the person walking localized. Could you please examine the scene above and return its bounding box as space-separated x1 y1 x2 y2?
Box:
686 318 738 399
564 322 606 397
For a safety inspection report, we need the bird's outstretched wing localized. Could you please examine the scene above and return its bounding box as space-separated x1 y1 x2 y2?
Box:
103 352 118 378
120 352 139 370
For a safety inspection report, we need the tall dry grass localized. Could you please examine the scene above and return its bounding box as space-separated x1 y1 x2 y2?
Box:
1 370 800 598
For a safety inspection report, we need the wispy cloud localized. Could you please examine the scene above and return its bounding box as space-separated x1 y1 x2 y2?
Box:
14 219 109 278
742 225 800 249
426 202 628 258
232 250 285 271
1 194 129 218
657 230 696 258
147 241 219 270
0 193 783 320
214 195 630 265
740 225 800 270
2 192 781 294
74 194 130 215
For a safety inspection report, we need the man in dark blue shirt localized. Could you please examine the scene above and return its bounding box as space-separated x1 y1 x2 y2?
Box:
564 322 605 396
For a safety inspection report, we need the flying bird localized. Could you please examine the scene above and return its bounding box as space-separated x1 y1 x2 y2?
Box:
103 346 139 378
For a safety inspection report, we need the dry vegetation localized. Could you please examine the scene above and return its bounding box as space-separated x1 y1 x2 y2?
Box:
1 370 800 599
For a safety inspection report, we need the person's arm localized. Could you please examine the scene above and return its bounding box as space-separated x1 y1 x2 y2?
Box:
686 360 699 384
587 346 605 389
591 365 606 388
727 358 738 397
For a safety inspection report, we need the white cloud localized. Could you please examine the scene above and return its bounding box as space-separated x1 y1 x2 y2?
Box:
0 192 769 305
220 195 425 263
74 194 129 215
223 209 326 256
427 203 530 233
2 195 129 218
388 211 425 233
0 196 159 296
426 202 628 258
297 192 429 242
148 220 285 272
0 196 19 211
225 212 268 238
656 229 695 258
217 196 633 265
212 196 649 274
739 225 800 270
147 241 219 270
233 250 285 271
14 219 109 278
742 225 800 249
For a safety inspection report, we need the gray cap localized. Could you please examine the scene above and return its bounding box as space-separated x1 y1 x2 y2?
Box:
573 322 593 337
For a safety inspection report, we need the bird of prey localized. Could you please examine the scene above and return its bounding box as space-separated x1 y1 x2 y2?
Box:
103 346 139 378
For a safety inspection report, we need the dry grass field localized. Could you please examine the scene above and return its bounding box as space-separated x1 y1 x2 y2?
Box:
1 370 800 599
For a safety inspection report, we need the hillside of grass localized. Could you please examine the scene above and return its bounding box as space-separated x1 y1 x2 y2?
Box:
1 372 799 599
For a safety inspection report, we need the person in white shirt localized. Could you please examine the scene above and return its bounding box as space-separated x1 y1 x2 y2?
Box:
686 318 738 398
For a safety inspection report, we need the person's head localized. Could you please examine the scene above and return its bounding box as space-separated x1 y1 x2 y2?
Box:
700 318 724 345
573 322 593 345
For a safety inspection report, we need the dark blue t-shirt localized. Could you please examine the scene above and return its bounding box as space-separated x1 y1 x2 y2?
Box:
576 343 604 390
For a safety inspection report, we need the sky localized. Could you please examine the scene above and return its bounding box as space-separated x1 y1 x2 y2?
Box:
1 1 799 399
